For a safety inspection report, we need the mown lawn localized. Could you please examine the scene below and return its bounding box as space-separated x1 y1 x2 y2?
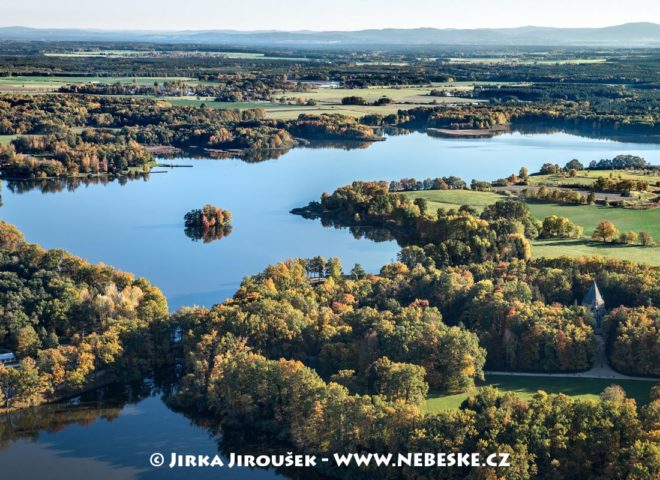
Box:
402 189 660 238
424 374 656 412
532 239 659 265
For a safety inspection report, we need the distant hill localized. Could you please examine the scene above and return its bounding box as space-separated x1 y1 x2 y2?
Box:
0 23 659 47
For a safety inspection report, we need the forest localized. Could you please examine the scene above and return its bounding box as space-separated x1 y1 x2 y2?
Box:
59 75 304 102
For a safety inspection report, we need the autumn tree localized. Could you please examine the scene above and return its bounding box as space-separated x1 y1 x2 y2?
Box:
619 231 639 245
592 220 619 242
10 358 45 407
366 357 428 405
540 215 583 239
15 325 41 358
640 231 655 247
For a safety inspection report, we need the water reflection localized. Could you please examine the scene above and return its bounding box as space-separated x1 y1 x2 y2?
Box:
184 223 233 243
167 139 374 164
5 172 154 195
296 211 397 244
0 376 330 480
511 121 660 144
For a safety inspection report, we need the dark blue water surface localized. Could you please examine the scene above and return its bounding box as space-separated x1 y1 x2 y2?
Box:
2 132 660 310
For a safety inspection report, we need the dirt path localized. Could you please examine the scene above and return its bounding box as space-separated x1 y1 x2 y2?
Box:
487 336 660 382
495 184 629 202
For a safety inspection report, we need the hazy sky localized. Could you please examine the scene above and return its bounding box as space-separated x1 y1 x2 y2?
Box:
2 0 659 31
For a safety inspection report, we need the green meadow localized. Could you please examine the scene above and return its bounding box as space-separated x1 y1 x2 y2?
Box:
527 202 660 239
400 189 660 264
400 189 504 211
424 374 656 412
0 134 19 145
401 188 660 239
528 169 660 187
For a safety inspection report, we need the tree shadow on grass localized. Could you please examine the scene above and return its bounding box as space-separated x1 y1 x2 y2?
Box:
534 238 647 250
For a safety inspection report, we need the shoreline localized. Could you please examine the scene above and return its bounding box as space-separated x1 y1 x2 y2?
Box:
0 370 117 414
427 125 509 138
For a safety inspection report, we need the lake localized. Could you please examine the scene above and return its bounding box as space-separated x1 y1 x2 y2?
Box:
0 380 308 480
2 131 660 311
2 130 660 478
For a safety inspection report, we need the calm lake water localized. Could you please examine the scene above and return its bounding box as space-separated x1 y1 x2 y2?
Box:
2 131 660 310
2 131 660 479
0 381 299 480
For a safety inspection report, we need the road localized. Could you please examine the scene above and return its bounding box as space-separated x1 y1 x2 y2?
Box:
487 336 659 382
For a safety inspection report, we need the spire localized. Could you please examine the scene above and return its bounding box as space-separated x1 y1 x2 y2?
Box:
583 280 605 308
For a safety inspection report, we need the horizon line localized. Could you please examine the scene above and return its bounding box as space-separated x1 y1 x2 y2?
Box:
0 21 658 34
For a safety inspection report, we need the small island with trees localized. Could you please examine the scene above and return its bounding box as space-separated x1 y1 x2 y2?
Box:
184 204 233 243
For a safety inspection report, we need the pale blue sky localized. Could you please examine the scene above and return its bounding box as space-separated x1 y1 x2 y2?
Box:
1 0 659 31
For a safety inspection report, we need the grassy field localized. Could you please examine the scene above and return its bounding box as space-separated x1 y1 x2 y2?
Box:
0 134 19 145
531 238 658 264
43 50 146 58
424 374 656 412
258 83 500 119
160 97 285 109
0 76 195 92
156 97 320 119
283 86 446 103
528 169 660 187
401 189 504 211
400 189 660 264
0 76 501 119
527 202 660 239
152 88 483 119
